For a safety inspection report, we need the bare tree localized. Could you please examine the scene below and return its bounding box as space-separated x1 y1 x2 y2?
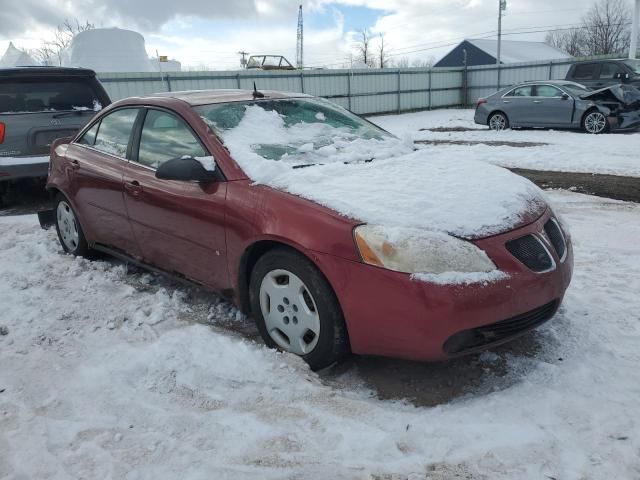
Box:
545 0 630 57
353 29 376 67
545 28 586 57
377 33 389 69
33 19 94 66
581 0 630 55
395 56 410 68
411 58 433 68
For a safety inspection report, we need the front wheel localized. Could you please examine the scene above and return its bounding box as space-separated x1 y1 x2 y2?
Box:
488 112 509 131
249 248 349 370
54 194 91 257
582 110 608 134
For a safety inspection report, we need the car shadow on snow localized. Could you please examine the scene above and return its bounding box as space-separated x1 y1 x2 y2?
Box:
118 260 566 408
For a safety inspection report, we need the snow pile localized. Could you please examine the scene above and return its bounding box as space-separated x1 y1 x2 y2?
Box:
215 104 547 239
0 42 37 67
1 191 640 478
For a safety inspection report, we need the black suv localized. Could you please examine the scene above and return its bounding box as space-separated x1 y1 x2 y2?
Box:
0 67 111 205
565 59 640 90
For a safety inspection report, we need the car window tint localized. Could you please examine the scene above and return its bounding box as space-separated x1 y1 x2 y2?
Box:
507 86 532 97
599 63 624 79
0 78 102 113
137 110 206 169
93 108 139 158
78 122 100 146
535 85 562 97
573 63 596 79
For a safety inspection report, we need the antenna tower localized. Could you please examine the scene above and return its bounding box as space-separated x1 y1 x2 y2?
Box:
296 5 303 69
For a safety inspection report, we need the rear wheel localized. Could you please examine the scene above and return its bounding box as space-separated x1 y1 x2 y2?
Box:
582 110 607 134
54 194 91 257
488 112 509 131
249 248 349 370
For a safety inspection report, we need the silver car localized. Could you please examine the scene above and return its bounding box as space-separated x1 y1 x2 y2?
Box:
473 80 637 134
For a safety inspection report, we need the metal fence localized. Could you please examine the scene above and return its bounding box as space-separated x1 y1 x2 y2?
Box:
97 54 621 116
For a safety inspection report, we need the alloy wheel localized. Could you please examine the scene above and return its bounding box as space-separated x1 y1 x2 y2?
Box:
584 111 607 134
57 201 80 252
489 113 507 131
259 268 321 355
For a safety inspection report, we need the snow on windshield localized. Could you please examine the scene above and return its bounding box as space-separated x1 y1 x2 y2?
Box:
198 99 547 239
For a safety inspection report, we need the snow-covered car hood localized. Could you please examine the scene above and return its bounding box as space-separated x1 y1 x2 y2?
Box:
240 146 547 239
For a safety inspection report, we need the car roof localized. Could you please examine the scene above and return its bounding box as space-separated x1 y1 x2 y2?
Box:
145 89 312 106
518 80 582 86
0 66 98 78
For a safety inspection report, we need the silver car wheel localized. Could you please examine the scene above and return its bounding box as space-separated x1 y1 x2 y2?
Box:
584 111 607 134
259 268 321 355
489 113 507 131
56 201 80 252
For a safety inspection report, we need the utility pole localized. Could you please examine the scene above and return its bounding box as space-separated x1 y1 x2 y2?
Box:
296 5 304 69
237 50 249 69
497 0 506 65
631 0 639 59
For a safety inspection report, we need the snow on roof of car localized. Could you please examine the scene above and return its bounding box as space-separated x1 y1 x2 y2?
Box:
148 89 311 106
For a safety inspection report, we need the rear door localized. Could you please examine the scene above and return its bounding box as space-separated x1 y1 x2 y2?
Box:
0 76 107 158
122 108 228 289
67 107 142 257
501 85 535 125
529 84 574 126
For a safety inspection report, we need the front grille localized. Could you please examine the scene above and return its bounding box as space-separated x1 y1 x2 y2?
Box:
443 300 559 354
544 218 566 260
506 235 553 272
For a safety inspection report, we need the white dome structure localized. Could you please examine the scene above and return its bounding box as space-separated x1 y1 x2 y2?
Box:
62 28 155 72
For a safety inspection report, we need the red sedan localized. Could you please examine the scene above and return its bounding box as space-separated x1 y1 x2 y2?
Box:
47 90 573 369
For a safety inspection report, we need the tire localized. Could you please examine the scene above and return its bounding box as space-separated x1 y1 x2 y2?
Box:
249 248 349 370
488 112 509 131
54 194 92 257
582 109 608 134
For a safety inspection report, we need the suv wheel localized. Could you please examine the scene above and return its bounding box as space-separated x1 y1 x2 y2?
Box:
249 248 349 370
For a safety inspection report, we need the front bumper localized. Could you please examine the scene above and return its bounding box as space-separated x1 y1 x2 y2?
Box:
0 156 50 182
312 209 573 361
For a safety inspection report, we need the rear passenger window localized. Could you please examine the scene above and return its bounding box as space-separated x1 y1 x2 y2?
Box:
78 122 99 146
599 63 624 79
573 63 596 80
93 108 139 158
137 110 206 169
506 86 532 97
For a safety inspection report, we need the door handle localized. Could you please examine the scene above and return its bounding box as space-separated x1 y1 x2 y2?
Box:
502 100 511 103
70 159 80 170
533 100 542 104
124 180 143 198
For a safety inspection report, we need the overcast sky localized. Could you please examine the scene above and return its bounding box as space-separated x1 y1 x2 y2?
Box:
0 0 619 69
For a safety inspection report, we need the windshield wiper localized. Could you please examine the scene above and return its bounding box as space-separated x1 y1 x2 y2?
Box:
292 157 376 169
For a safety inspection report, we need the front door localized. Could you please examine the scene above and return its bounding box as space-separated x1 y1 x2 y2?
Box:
122 108 228 290
501 85 535 126
68 108 142 257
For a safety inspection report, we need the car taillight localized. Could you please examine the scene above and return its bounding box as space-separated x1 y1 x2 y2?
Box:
0 122 5 144
476 99 487 109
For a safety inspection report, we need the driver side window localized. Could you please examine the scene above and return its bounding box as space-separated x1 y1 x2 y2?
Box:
137 110 207 169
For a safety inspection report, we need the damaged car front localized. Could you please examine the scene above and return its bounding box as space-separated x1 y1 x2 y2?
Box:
580 84 640 132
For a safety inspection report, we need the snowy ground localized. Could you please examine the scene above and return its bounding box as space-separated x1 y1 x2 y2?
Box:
369 109 640 178
1 190 639 479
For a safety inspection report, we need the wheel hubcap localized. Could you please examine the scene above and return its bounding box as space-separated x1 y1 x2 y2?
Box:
489 114 506 130
585 112 606 134
57 201 79 252
259 269 320 355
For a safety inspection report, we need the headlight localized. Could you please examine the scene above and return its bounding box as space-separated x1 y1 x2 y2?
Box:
353 225 497 275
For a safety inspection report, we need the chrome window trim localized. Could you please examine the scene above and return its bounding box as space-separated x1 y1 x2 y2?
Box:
72 143 129 163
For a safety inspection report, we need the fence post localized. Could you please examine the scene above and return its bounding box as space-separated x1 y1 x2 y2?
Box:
462 65 468 107
397 69 401 114
497 65 501 91
428 69 432 110
236 73 241 89
165 74 172 92
548 61 553 80
347 71 352 111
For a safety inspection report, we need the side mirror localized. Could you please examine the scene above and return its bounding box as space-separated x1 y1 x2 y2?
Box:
561 93 570 100
155 156 217 182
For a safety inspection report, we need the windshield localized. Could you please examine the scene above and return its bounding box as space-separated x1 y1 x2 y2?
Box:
562 83 590 96
623 59 640 74
195 97 398 168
